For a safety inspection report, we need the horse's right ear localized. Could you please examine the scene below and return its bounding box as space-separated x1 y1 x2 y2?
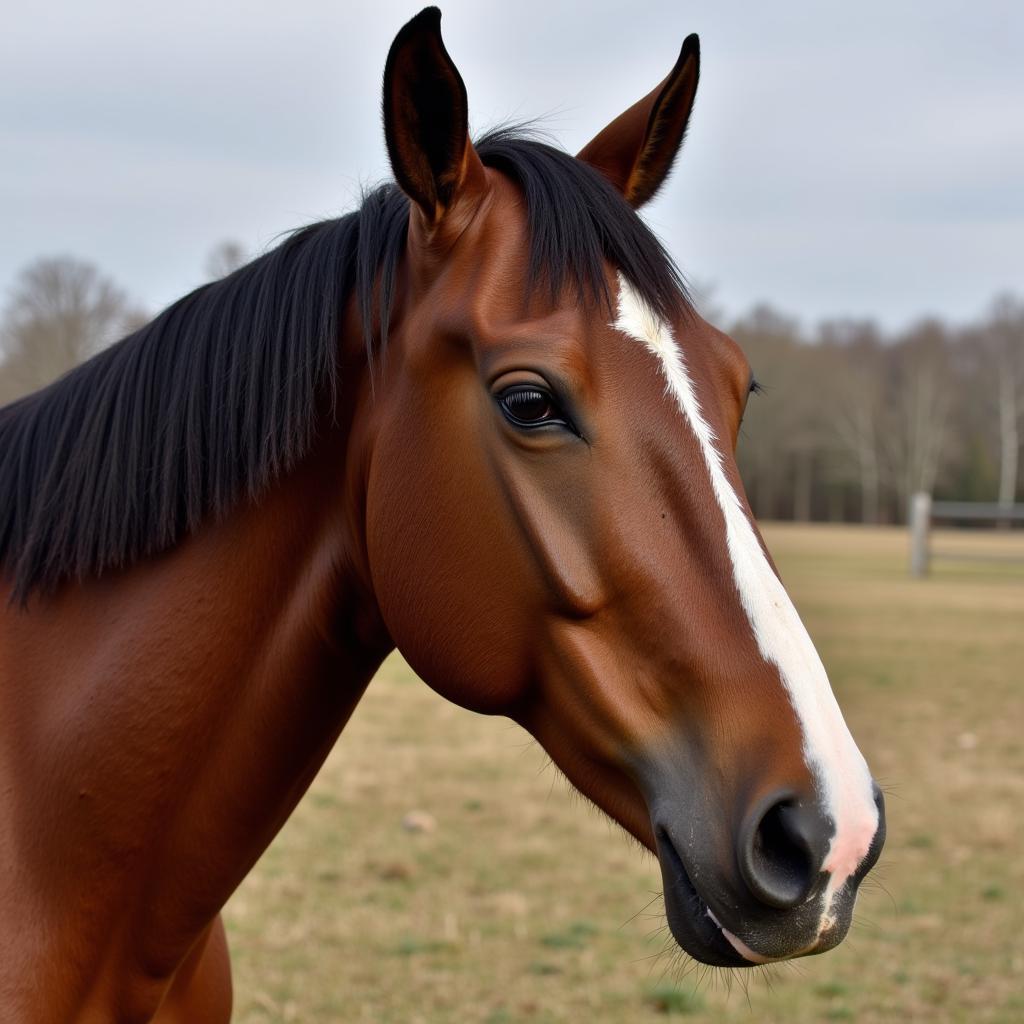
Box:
383 7 487 229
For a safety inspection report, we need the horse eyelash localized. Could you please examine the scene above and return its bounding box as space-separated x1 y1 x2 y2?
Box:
749 377 764 396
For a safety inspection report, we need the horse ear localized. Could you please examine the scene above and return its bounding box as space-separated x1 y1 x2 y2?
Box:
382 7 486 227
577 34 700 209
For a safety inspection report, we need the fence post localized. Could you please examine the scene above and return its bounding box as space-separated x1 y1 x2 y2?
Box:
910 491 932 578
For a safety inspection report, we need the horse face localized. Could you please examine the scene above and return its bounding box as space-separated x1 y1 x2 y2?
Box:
365 8 885 967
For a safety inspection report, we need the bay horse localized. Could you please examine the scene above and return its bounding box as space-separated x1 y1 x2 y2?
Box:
0 8 885 1021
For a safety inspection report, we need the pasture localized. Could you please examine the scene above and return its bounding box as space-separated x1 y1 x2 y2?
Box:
223 524 1024 1023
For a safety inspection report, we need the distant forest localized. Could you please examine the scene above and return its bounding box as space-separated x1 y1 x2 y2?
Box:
725 295 1023 524
1 252 1022 525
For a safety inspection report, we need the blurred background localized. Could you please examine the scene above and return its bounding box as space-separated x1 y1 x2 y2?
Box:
2 2 1022 1022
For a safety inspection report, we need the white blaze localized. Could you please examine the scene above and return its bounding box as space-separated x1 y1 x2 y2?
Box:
613 275 878 917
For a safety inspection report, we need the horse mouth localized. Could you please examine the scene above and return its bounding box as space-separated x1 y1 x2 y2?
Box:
655 826 757 968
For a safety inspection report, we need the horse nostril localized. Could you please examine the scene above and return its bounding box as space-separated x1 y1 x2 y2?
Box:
738 791 831 910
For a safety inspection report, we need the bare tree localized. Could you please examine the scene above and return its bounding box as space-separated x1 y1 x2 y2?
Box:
732 304 804 520
204 240 247 282
822 321 886 523
0 256 145 404
984 294 1024 509
883 320 956 515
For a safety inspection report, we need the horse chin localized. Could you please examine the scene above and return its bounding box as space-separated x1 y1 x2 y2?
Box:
654 827 755 968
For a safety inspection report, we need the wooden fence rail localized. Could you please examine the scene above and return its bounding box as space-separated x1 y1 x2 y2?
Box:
909 492 1024 577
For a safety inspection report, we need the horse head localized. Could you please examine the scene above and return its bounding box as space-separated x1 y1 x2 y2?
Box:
359 8 885 967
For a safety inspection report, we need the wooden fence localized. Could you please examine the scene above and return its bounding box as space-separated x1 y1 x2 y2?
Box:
909 492 1024 577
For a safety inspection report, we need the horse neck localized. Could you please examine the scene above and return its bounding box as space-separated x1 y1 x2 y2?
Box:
0 361 393 975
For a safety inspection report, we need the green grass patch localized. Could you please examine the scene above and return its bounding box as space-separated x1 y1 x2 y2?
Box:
815 981 850 999
540 920 598 949
391 936 452 957
528 961 562 975
643 983 705 1015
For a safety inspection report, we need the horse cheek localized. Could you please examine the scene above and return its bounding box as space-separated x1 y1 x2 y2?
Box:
363 424 536 716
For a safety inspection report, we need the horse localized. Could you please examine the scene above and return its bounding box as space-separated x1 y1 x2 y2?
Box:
0 8 885 1021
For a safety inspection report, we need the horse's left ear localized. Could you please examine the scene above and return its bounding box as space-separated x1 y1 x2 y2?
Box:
577 34 700 209
382 7 487 229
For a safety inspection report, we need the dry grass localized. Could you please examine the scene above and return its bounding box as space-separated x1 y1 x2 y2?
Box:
223 524 1024 1023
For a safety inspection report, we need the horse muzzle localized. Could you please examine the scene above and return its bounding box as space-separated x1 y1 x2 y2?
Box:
651 784 886 966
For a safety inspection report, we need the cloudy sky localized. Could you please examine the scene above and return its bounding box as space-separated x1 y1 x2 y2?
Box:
2 1 1021 331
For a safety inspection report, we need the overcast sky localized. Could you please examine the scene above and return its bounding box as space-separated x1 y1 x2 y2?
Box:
2 1 1022 332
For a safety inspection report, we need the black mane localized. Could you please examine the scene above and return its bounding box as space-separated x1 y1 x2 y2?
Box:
0 130 688 602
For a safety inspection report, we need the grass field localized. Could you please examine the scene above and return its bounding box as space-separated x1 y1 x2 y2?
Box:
223 524 1024 1023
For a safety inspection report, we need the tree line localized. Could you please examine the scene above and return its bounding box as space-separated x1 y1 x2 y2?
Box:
1 253 1021 524
726 296 1024 523
0 244 244 409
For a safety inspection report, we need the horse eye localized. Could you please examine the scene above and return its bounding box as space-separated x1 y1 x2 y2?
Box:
497 385 562 428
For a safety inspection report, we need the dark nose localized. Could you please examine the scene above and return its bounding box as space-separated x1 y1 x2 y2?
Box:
737 790 833 910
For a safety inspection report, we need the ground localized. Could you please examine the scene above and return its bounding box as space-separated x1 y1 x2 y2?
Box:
223 524 1024 1023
